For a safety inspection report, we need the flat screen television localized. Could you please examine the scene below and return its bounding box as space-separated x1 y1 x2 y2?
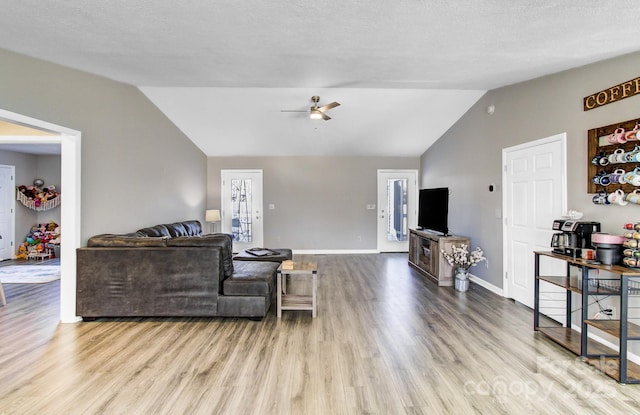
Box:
418 187 449 235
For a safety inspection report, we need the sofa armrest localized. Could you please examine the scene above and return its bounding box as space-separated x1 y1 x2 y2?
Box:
168 234 234 277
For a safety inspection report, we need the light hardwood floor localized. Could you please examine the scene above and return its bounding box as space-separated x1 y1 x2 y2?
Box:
1 253 640 414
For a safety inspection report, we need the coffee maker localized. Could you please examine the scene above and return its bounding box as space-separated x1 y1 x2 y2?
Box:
551 219 601 258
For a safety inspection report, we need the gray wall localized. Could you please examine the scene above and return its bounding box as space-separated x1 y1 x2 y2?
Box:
207 156 419 249
0 48 207 243
421 51 640 288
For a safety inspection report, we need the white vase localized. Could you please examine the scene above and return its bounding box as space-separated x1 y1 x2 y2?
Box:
455 267 469 292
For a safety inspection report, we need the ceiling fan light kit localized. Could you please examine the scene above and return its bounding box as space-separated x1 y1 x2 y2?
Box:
281 95 340 121
310 109 323 120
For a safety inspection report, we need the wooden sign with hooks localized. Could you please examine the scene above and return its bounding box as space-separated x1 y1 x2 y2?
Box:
587 117 640 194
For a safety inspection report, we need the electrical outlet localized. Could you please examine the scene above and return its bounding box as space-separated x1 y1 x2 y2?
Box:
602 304 616 319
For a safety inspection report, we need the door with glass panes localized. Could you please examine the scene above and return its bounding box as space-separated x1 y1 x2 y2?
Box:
221 170 264 251
377 170 417 252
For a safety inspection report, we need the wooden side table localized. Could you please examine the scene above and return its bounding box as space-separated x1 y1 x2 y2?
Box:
0 281 6 306
277 262 318 318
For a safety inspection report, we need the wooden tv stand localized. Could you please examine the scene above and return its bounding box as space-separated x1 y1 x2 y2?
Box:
408 229 469 286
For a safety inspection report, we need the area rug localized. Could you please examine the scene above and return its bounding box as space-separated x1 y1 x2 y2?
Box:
0 265 61 284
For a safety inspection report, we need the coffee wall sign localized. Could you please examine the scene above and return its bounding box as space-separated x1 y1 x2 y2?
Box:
584 76 640 111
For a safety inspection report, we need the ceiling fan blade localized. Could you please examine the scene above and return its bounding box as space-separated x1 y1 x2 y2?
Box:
318 102 340 112
320 112 331 121
280 109 308 113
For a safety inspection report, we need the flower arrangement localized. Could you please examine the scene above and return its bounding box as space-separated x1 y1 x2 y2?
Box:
441 244 487 271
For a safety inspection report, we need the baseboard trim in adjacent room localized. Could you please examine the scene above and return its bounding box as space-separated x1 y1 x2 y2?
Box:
293 249 380 255
469 274 504 296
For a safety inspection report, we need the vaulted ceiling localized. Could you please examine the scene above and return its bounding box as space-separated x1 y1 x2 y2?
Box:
2 1 640 156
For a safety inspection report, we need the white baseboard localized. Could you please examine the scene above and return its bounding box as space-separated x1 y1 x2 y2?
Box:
571 323 640 367
469 274 504 296
293 249 379 255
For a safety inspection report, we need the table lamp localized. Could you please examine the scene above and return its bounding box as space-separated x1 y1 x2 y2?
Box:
205 209 221 233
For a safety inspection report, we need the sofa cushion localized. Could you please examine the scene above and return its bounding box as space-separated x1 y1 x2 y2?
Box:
182 220 203 236
165 222 188 237
223 261 279 296
233 248 292 262
87 234 167 247
137 224 171 238
167 233 234 277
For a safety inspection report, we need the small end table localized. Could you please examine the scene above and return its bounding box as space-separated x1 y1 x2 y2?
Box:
0 281 5 306
277 262 318 318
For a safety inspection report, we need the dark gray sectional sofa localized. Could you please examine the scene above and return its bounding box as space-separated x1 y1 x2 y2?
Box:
76 220 281 319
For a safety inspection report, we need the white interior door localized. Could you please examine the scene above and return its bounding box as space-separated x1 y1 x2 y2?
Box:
221 169 263 252
377 170 418 252
503 134 566 309
0 165 15 260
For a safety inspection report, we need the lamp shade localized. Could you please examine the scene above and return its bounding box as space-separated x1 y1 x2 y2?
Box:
205 209 221 222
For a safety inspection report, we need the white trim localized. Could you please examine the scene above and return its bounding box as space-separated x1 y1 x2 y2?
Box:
501 133 567 300
570 323 640 367
293 249 380 255
0 165 16 261
0 109 81 323
469 273 504 296
376 169 418 252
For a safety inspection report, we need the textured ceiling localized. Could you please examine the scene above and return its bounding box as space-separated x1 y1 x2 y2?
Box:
1 1 640 156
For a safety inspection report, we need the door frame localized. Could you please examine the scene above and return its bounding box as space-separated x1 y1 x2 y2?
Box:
0 164 15 261
0 108 82 323
501 133 567 300
377 169 418 252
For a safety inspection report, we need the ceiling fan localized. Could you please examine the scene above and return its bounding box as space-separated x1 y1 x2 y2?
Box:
281 96 341 121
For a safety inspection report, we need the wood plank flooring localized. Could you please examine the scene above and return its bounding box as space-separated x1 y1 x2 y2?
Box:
2 253 640 414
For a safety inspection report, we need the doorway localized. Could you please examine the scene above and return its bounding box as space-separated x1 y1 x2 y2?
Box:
220 169 264 251
377 169 418 252
0 109 81 323
502 133 567 309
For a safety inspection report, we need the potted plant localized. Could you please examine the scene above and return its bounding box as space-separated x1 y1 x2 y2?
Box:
441 244 487 292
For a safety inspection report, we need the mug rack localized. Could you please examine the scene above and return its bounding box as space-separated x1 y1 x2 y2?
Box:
588 117 640 201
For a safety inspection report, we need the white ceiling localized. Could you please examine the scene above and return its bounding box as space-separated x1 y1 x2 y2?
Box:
2 1 640 156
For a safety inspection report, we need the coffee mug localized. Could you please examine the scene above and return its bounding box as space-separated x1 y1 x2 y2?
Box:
609 128 626 144
609 148 626 164
624 248 635 257
592 192 610 205
624 257 638 267
624 146 640 162
626 123 640 141
627 190 640 204
610 169 627 184
592 151 607 165
624 231 635 239
592 171 608 185
599 154 611 166
624 239 639 248
624 167 640 184
607 189 628 206
630 173 640 187
624 223 635 230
